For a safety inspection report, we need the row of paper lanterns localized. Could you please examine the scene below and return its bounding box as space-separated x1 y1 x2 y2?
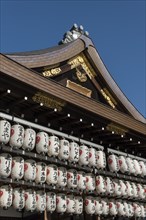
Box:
0 120 146 177
0 153 146 200
0 185 145 217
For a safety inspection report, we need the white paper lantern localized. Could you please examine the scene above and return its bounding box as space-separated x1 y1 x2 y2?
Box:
109 201 117 216
58 138 69 160
13 187 25 211
95 175 106 194
133 203 141 217
67 169 77 189
85 173 95 192
0 185 12 209
48 135 59 157
35 162 46 184
101 199 109 216
140 204 146 218
56 193 66 213
108 154 119 172
36 190 46 212
139 161 146 177
105 177 114 195
88 147 97 167
36 131 49 154
74 196 83 215
9 124 24 149
0 120 11 144
113 180 121 196
46 192 56 213
78 144 89 166
94 198 103 215
133 159 142 175
77 171 86 190
128 203 134 217
24 189 36 212
118 155 128 173
131 182 138 199
22 128 36 151
57 167 67 187
96 150 106 169
11 156 24 180
0 153 12 178
116 200 126 216
119 180 127 197
126 157 135 174
84 196 95 215
137 183 145 199
24 159 36 182
69 141 79 163
125 181 133 198
46 164 58 185
66 195 75 214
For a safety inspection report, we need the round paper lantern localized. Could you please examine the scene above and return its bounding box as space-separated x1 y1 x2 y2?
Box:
74 196 83 215
24 189 36 212
77 171 86 190
0 120 11 144
36 131 49 154
94 198 103 216
101 199 109 216
58 138 69 161
105 177 114 195
0 153 12 178
131 182 138 199
140 204 146 218
113 180 121 197
46 164 58 185
85 173 95 192
48 135 59 157
133 202 141 217
119 180 127 197
46 192 56 213
84 196 95 215
125 181 133 198
36 190 46 212
35 162 46 184
0 185 13 209
57 167 67 187
95 175 106 194
139 160 146 177
69 141 79 163
56 193 66 213
96 150 106 169
78 144 89 166
66 195 75 214
123 201 131 217
109 201 117 216
126 157 135 174
22 128 36 151
118 155 128 173
116 200 126 216
9 124 24 149
88 147 97 167
11 156 24 180
128 203 134 217
13 187 25 211
24 159 36 182
67 169 77 189
133 159 142 176
137 183 145 199
108 154 119 172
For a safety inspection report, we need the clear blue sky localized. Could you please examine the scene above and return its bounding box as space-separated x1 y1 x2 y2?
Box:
0 0 146 117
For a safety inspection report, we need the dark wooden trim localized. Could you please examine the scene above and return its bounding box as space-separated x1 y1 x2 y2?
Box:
0 54 146 136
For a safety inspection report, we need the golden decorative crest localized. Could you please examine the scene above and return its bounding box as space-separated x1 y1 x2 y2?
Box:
100 89 116 109
42 67 61 77
76 67 87 82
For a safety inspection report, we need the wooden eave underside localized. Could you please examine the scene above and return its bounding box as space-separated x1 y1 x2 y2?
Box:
0 54 146 136
5 35 146 124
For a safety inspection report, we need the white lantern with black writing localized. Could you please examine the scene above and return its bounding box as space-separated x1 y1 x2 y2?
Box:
126 157 135 174
79 144 89 166
128 203 134 217
35 162 46 184
36 131 49 154
96 150 106 169
118 155 128 173
105 177 114 195
77 171 86 190
56 193 67 213
113 180 121 197
9 124 24 149
25 189 36 212
57 167 67 187
22 128 36 151
74 196 83 215
36 191 46 212
58 138 69 161
133 203 141 217
84 197 95 215
139 161 146 177
131 182 138 199
140 204 146 218
13 187 25 211
119 180 127 197
116 200 126 216
66 195 75 214
95 175 106 194
86 173 95 192
11 156 24 180
0 120 11 144
108 154 119 172
46 192 56 213
69 141 79 163
0 153 12 178
67 169 77 189
46 164 58 185
109 201 117 216
133 159 142 176
24 159 36 182
137 183 145 199
101 199 109 216
48 135 59 157
0 185 12 209
94 198 103 216
123 201 130 217
125 181 133 198
88 147 97 167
